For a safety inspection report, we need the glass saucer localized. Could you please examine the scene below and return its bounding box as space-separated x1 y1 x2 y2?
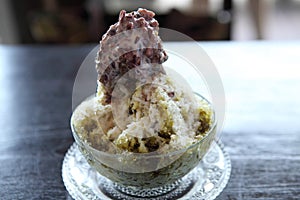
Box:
62 140 231 200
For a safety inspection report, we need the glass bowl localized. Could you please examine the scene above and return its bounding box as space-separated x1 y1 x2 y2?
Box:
70 93 217 190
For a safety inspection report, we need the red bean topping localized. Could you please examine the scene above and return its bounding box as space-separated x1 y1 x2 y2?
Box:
138 8 155 19
96 9 168 103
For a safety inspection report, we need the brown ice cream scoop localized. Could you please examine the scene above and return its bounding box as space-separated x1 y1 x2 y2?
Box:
96 8 168 104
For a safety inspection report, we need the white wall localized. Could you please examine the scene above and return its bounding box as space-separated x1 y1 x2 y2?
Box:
0 0 20 44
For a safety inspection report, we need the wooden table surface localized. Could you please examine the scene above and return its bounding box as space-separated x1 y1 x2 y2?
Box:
0 41 299 199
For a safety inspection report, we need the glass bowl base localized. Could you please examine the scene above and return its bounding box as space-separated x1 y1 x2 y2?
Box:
62 140 231 200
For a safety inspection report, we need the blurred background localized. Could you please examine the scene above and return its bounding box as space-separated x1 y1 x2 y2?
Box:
0 0 299 44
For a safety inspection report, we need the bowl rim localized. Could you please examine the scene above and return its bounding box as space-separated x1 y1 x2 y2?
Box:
70 92 217 158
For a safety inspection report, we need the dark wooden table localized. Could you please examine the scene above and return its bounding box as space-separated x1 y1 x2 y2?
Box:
0 42 299 199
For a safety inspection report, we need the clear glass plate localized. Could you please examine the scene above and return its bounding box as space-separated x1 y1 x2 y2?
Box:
62 140 231 200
